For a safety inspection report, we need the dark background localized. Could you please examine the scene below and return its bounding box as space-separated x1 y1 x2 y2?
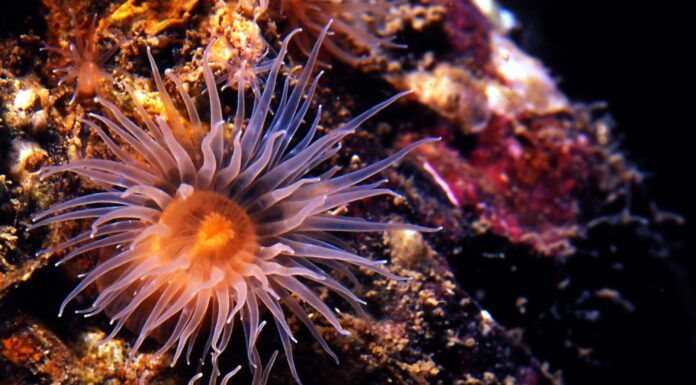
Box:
498 0 695 384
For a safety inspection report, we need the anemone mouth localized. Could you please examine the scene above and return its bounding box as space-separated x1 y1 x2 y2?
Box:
158 189 257 278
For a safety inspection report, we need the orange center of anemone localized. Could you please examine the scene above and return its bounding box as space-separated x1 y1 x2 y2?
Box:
196 212 236 249
156 190 257 276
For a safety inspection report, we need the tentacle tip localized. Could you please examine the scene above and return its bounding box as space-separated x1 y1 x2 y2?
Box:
414 225 444 233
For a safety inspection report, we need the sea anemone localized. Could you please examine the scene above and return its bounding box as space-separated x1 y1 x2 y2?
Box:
43 14 118 104
274 0 401 65
31 23 434 384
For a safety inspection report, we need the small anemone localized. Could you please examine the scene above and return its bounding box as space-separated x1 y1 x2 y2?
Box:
31 22 435 384
274 0 402 65
43 14 119 104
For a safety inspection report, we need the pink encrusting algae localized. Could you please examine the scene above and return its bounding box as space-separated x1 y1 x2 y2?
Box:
30 23 436 384
407 112 601 257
